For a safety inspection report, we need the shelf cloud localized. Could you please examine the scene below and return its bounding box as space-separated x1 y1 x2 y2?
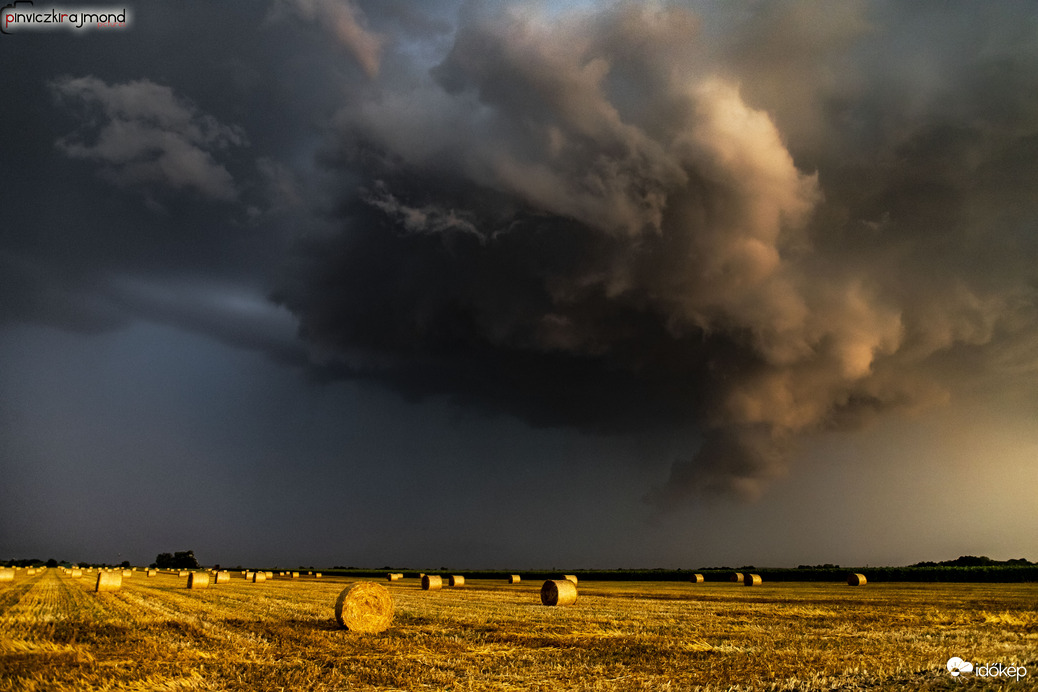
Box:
272 2 1038 508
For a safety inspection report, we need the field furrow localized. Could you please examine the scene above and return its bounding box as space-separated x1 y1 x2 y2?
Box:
1 575 1035 690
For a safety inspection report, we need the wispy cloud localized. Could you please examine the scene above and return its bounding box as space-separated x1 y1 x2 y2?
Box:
52 76 246 201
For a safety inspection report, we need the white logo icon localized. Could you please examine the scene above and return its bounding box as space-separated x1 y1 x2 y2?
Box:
947 657 974 676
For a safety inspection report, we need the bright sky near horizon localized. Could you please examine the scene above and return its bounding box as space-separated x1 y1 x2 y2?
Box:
1 0 1036 570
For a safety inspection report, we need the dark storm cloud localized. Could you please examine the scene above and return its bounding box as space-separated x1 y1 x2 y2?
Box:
3 0 1035 515
275 0 1038 507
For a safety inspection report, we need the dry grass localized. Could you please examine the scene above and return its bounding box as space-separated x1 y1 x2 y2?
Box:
1 569 1035 690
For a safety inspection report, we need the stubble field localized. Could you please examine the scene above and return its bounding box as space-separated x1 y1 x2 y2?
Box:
0 568 1035 690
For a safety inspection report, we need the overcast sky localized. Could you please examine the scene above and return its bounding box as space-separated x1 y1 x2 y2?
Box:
1 0 1036 570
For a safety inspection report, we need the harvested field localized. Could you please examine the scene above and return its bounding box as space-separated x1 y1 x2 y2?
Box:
0 569 1035 690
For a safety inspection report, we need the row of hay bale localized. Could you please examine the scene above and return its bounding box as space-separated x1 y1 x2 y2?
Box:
407 573 574 590
334 571 868 636
417 575 465 590
93 568 283 592
334 577 581 635
685 572 867 586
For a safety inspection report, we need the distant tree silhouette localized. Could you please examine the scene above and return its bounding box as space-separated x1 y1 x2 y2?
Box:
153 550 199 569
945 555 993 566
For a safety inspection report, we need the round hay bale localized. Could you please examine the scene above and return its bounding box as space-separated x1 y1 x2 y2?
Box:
215 571 230 584
291 572 299 578
563 574 578 585
252 571 266 583
729 572 743 583
147 570 157 577
743 574 762 586
847 573 867 586
315 573 322 578
421 575 442 591
179 570 189 578
122 570 132 578
448 575 465 587
508 574 521 584
0 568 14 582
334 582 394 633
71 569 82 578
95 571 122 592
187 572 210 589
386 573 402 582
266 572 274 579
541 579 578 606
690 573 704 583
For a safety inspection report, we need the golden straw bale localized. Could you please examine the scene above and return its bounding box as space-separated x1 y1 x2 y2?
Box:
122 570 132 578
729 572 743 583
252 572 266 583
541 579 577 606
690 573 704 583
179 571 189 577
71 569 82 578
421 575 442 591
215 571 230 584
0 568 13 582
315 573 322 578
147 570 157 577
847 573 867 586
563 574 578 584
292 572 299 578
187 572 210 589
743 574 762 586
448 575 465 587
334 582 394 633
508 575 521 584
266 572 274 579
95 571 122 592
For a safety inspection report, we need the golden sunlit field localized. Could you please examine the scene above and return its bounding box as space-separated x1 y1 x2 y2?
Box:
1 568 1035 690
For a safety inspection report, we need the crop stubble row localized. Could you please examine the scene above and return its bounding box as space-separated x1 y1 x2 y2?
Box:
1 569 1036 690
